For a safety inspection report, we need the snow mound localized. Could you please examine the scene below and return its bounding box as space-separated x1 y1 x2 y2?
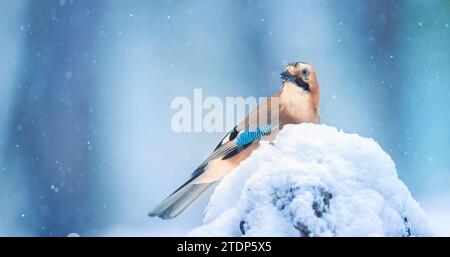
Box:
188 124 430 237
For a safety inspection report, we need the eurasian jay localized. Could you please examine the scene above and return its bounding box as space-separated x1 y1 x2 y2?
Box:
149 61 320 219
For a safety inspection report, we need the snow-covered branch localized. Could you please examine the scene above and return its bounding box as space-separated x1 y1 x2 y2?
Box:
189 124 430 237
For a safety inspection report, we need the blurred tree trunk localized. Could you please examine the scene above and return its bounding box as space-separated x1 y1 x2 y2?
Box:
5 0 106 236
229 1 272 96
328 1 403 167
0 0 26 235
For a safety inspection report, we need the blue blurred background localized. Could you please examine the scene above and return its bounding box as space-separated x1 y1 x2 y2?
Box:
1 0 449 236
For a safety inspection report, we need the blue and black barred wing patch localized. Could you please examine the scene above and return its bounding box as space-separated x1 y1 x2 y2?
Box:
191 124 274 177
236 125 272 147
221 124 273 160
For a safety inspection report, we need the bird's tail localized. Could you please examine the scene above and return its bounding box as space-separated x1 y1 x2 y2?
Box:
148 175 214 219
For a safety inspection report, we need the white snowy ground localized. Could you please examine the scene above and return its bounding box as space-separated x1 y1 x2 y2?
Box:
188 124 431 237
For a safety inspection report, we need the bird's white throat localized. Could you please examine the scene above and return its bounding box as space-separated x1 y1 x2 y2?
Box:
280 82 319 123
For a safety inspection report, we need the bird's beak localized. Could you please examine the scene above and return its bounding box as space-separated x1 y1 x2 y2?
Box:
280 71 296 82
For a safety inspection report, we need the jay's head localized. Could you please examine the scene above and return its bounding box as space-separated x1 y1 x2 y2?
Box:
280 62 319 93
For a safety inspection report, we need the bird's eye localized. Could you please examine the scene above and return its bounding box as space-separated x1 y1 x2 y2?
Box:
301 68 310 78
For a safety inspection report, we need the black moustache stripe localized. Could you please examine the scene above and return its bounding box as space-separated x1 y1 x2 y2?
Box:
295 77 311 92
